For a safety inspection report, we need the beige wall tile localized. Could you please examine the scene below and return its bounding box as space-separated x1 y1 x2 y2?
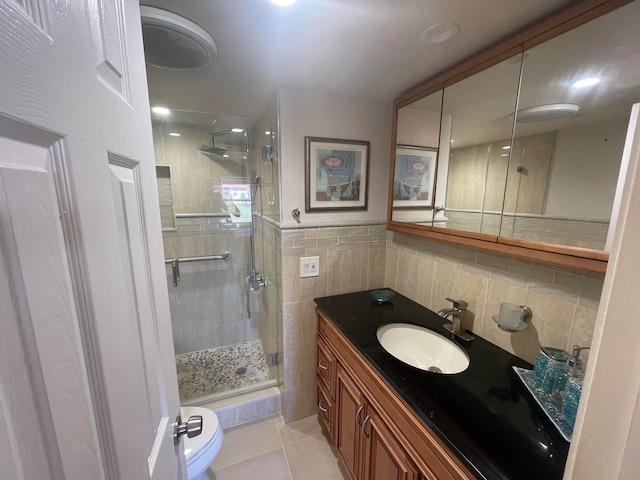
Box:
396 250 420 302
282 383 317 423
367 247 387 290
327 248 368 295
567 305 598 366
283 301 318 389
282 255 327 303
384 246 399 289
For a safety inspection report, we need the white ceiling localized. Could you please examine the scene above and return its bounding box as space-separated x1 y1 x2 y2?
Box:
141 0 580 122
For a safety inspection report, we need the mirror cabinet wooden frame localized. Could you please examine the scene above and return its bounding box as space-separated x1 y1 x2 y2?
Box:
387 0 634 273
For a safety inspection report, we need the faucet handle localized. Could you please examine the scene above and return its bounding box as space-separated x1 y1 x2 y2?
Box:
445 298 468 310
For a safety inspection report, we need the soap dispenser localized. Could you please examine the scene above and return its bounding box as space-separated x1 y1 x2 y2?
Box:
552 345 589 404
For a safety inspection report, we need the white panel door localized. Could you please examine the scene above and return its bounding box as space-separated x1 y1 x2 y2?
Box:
0 0 185 479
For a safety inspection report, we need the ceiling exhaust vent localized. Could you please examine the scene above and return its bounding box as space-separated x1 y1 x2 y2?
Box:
140 6 217 71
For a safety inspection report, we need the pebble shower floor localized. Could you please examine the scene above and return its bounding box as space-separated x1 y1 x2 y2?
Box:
176 339 271 402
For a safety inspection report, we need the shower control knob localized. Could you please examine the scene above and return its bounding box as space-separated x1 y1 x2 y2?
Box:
173 415 203 445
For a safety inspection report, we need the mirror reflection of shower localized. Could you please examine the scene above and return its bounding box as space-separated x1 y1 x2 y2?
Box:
151 110 280 405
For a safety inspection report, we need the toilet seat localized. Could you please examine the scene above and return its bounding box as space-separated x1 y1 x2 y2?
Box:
181 406 223 479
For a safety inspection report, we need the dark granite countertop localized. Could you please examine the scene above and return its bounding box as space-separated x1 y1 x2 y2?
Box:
315 290 569 480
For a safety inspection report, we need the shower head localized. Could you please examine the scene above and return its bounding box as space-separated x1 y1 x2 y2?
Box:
199 143 227 157
200 132 227 157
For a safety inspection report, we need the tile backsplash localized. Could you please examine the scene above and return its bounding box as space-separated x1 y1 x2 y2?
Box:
385 232 603 365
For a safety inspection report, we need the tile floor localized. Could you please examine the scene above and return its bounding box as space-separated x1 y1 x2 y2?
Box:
206 414 348 480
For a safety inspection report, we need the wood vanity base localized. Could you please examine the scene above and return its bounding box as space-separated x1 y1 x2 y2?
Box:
316 308 475 480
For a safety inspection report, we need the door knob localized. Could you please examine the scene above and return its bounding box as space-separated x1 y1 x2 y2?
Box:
174 415 203 445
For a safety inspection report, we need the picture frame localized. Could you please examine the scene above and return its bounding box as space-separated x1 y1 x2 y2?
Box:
305 136 370 212
392 145 437 209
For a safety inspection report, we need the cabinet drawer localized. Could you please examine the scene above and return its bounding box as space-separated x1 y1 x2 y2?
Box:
317 335 336 398
317 382 335 442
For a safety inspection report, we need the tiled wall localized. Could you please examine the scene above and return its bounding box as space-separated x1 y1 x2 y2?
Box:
444 211 609 250
156 166 175 230
280 222 386 422
385 232 603 365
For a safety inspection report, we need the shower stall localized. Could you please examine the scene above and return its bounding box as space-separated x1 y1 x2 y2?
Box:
153 110 281 405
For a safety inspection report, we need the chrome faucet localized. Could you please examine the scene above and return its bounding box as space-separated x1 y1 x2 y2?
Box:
438 298 474 341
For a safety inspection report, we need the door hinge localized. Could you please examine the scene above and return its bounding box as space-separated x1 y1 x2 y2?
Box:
267 352 279 367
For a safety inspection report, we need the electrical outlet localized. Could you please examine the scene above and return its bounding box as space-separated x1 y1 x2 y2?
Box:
300 256 320 278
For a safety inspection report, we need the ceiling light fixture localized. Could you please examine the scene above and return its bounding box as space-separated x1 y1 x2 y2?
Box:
571 77 601 88
270 0 296 5
502 146 511 150
514 103 580 123
419 22 460 44
223 154 230 158
231 128 244 133
265 131 271 135
169 132 181 137
152 106 171 115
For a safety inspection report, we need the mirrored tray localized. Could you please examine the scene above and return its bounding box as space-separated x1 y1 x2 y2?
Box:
513 366 573 442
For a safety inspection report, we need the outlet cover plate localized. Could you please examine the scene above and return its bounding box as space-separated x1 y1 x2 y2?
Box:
300 256 320 277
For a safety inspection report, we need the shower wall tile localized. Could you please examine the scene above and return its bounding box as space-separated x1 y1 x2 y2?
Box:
387 232 604 364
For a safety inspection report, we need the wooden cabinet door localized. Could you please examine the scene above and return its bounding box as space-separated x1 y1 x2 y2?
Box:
361 408 420 480
337 365 365 480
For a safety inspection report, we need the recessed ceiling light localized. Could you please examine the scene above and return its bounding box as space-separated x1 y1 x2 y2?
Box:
419 22 460 44
501 154 509 157
265 131 271 135
231 128 244 133
169 132 181 137
223 154 230 158
572 77 601 88
502 146 511 150
270 0 296 5
152 106 171 115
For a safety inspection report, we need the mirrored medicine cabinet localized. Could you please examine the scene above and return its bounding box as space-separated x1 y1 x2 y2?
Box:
388 0 640 273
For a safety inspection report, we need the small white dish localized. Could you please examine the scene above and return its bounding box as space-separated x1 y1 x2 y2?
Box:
492 315 528 332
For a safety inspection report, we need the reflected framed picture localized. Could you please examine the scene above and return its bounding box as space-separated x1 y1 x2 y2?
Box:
305 136 370 212
392 145 437 208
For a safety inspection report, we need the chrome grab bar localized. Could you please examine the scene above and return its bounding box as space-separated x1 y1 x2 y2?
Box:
164 251 231 287
164 251 231 264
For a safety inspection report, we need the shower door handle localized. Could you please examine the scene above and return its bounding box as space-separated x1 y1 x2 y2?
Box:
173 415 203 445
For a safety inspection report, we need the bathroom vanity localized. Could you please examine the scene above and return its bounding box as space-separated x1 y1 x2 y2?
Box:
315 291 569 480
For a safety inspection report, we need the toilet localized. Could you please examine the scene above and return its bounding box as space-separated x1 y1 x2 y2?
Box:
181 406 224 480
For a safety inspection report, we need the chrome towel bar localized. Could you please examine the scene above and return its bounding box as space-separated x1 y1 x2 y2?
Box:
164 251 231 287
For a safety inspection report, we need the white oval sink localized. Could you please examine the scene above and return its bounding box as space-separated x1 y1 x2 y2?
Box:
376 323 470 374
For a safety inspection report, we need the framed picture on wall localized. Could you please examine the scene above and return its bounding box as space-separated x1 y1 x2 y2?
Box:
392 145 437 208
305 136 370 212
